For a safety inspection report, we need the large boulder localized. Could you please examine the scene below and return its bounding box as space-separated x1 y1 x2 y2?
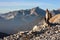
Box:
49 14 60 24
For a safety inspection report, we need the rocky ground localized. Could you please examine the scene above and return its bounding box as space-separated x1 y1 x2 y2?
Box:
0 24 60 40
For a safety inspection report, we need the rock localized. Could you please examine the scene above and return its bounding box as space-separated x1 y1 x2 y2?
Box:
0 20 60 40
49 14 60 23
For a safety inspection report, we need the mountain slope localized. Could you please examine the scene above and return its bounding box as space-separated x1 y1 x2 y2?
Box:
0 7 45 34
51 9 60 15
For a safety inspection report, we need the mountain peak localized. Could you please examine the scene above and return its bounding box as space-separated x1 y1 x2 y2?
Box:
32 7 40 10
0 7 45 20
34 7 40 9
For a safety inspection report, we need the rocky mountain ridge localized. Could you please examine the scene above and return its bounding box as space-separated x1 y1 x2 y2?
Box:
0 7 45 34
0 7 45 20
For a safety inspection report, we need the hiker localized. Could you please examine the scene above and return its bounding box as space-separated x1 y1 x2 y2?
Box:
45 9 52 27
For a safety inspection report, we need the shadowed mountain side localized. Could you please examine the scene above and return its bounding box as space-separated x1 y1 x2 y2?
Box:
50 9 60 16
0 32 10 38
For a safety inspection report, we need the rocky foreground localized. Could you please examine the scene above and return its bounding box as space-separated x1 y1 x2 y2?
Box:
0 24 60 40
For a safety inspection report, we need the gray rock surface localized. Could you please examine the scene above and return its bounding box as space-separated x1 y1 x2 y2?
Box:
1 25 60 40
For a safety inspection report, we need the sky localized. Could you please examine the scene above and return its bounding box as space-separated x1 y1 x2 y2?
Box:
0 0 60 13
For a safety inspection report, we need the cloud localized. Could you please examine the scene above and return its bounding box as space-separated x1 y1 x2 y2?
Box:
0 2 54 13
0 2 53 6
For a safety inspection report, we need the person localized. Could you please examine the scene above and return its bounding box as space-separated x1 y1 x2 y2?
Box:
45 9 52 27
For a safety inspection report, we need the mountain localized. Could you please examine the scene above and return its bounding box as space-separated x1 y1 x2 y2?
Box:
50 9 60 15
0 7 45 34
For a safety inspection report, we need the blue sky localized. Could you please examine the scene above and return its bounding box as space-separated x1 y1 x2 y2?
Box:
0 0 60 13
